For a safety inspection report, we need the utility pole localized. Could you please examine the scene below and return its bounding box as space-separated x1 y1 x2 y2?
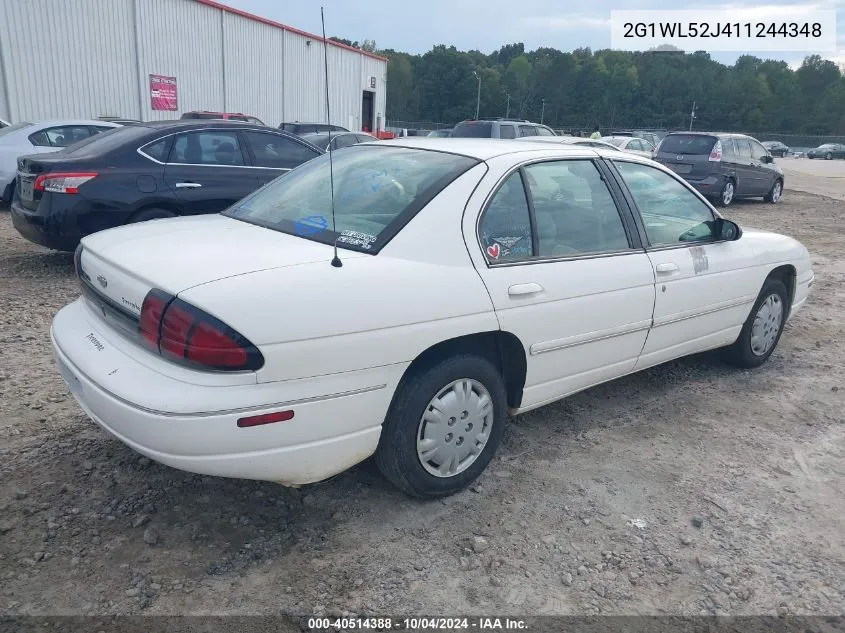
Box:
472 71 481 120
689 101 696 131
540 99 546 124
505 93 510 118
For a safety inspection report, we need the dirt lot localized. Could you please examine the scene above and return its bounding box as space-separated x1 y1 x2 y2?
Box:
0 187 843 620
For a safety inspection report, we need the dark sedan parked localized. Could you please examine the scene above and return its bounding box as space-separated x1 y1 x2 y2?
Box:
279 122 349 135
298 131 377 152
807 143 845 159
11 121 323 251
762 140 789 157
654 132 783 207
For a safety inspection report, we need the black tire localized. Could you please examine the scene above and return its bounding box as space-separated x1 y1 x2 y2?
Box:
714 179 735 207
763 179 783 203
375 354 507 498
825 153 832 160
1 180 14 205
721 277 789 368
128 207 176 223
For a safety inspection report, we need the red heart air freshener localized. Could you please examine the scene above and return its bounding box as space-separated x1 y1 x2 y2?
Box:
487 243 500 259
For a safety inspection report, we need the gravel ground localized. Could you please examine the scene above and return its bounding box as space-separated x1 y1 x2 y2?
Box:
0 190 843 619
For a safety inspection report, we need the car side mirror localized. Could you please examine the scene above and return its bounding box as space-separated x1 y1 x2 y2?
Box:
716 218 742 241
762 154 773 164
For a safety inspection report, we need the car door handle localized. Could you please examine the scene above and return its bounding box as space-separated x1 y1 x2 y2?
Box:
175 182 202 188
508 283 544 296
655 263 680 274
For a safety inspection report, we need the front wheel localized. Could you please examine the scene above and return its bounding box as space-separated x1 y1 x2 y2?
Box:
375 355 507 498
764 179 783 203
715 179 735 207
722 278 789 368
825 152 833 160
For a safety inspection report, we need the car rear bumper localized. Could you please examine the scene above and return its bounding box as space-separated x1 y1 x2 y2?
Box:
51 298 397 484
10 200 84 251
682 174 726 196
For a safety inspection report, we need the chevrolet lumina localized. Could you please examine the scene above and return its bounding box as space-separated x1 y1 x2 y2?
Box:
51 139 813 498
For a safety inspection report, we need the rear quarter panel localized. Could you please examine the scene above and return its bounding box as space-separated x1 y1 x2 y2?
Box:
178 163 500 383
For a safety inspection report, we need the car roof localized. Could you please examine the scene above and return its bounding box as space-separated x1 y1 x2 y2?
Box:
371 137 631 160
20 119 122 129
300 131 358 137
123 120 278 132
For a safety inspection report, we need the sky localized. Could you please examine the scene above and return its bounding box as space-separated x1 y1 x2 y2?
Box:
219 0 844 69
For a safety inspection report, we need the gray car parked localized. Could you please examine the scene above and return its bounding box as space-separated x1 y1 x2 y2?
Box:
450 118 556 139
654 132 784 207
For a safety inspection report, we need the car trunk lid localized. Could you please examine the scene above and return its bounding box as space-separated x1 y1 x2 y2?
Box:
16 153 97 210
77 214 366 339
654 134 718 180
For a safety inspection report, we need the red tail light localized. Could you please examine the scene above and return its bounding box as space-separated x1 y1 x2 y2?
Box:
34 172 98 194
708 141 722 162
139 289 263 371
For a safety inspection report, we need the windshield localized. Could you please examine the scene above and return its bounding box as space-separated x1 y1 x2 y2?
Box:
658 134 717 155
224 146 479 253
0 122 33 139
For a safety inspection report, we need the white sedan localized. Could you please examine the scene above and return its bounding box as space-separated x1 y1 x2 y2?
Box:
51 139 813 498
0 119 119 203
602 135 656 158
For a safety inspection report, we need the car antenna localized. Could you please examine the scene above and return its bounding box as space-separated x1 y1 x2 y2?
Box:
321 7 342 268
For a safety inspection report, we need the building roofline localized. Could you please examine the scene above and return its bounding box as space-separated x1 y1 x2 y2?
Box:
193 0 389 63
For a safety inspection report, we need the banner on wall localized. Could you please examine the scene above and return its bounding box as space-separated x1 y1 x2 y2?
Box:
149 74 177 111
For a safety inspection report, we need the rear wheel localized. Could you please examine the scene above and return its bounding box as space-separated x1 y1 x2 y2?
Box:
715 179 735 207
722 277 789 368
375 355 507 498
764 179 783 203
128 207 176 224
825 152 833 160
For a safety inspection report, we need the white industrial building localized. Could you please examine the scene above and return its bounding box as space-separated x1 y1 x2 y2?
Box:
0 0 388 131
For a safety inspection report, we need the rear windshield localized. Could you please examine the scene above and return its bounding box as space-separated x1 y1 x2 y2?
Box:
451 122 493 138
604 137 625 147
659 135 717 155
59 126 150 156
224 146 479 253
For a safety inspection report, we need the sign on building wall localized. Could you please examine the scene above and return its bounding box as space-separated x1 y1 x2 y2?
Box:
149 74 178 111
370 76 376 89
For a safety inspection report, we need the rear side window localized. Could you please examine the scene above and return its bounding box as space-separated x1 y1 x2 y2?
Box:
736 139 752 158
170 131 245 166
536 126 555 136
242 131 320 169
451 122 493 138
518 125 538 137
142 138 170 162
722 138 736 157
30 125 93 147
525 160 629 256
659 135 717 155
499 125 516 139
479 172 534 262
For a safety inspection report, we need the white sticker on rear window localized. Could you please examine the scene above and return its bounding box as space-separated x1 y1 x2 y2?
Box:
337 230 376 250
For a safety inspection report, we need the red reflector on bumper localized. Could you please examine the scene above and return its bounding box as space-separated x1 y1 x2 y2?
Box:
237 410 294 428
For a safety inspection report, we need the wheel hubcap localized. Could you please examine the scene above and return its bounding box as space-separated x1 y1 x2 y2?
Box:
416 378 493 478
723 182 734 205
772 182 781 202
750 294 783 356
